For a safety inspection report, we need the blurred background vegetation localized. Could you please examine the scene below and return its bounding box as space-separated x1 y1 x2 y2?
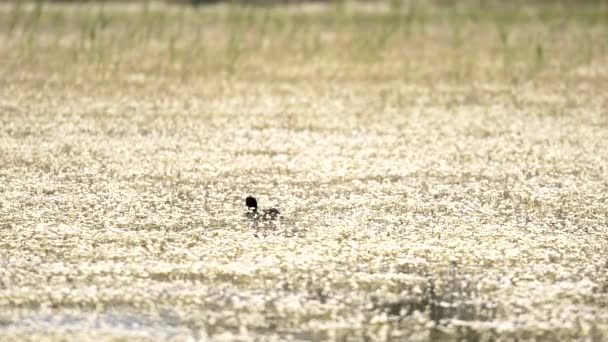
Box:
0 0 606 5
0 0 606 85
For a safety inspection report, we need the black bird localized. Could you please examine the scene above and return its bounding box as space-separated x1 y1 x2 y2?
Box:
245 196 280 220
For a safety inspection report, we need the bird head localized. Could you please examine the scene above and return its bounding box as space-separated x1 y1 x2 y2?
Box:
245 196 258 211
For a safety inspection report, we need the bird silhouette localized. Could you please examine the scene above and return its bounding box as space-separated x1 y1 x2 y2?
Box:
245 196 280 220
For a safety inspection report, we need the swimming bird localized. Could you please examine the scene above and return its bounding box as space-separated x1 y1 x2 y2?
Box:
245 196 280 220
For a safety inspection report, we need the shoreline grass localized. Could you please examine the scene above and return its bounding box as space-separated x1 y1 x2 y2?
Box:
1 1 607 84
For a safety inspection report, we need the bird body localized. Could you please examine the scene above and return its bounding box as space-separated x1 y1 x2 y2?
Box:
245 196 280 220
